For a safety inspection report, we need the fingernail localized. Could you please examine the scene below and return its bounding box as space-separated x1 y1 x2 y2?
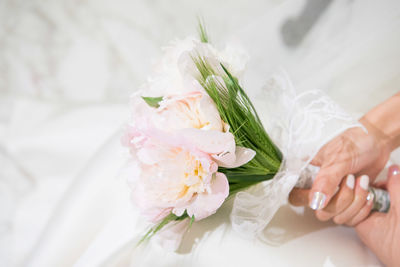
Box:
310 192 326 210
388 165 400 177
360 175 369 190
346 174 355 189
366 192 374 203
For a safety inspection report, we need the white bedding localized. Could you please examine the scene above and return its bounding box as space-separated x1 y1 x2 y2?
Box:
1 0 400 266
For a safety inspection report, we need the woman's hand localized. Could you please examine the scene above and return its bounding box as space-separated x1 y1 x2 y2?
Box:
289 124 390 221
289 93 400 266
355 165 400 267
290 92 400 220
291 165 400 266
290 171 375 226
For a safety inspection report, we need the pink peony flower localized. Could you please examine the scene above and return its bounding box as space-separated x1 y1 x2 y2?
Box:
128 136 228 221
123 90 256 223
122 37 256 250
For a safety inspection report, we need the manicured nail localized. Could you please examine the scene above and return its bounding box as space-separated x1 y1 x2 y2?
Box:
360 175 369 190
346 174 355 189
366 192 374 203
310 192 326 210
388 165 400 177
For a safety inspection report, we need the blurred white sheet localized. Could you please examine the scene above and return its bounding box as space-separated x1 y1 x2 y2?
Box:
0 0 399 266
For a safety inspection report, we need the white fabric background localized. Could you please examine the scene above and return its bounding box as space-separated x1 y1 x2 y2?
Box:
1 0 399 266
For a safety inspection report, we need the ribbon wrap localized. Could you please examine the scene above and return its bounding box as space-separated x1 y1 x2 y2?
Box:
230 72 362 237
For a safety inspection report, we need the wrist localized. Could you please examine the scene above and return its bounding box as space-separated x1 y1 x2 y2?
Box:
359 117 392 157
360 93 400 153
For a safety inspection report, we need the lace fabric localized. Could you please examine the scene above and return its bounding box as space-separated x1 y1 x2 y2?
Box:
230 71 362 237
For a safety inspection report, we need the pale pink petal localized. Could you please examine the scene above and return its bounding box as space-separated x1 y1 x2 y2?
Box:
210 161 218 173
186 172 229 220
211 150 236 167
136 147 167 165
160 91 202 105
149 208 173 223
178 128 235 155
136 148 156 165
154 219 190 251
132 184 172 222
121 125 143 148
213 146 256 168
198 94 223 130
120 131 132 147
172 206 186 217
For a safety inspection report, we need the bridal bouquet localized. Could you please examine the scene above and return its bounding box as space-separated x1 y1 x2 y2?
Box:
122 24 375 250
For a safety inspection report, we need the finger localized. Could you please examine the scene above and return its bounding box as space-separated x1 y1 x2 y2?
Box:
387 165 400 208
354 165 400 259
333 175 370 225
350 166 398 226
289 188 310 206
309 160 352 210
372 180 388 190
314 174 355 221
345 191 374 226
310 148 324 167
355 211 386 251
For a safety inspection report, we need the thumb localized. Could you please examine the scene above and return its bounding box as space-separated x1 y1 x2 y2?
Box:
386 165 400 208
289 188 310 206
355 165 400 252
309 160 350 210
354 211 386 253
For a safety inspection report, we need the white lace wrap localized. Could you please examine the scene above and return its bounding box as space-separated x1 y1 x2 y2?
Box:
230 72 362 237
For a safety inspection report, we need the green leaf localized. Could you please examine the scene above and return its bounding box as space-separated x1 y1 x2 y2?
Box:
197 18 209 43
189 215 195 228
137 211 190 246
142 96 163 108
191 55 283 192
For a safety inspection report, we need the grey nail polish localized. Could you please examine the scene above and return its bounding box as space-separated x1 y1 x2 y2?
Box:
366 192 374 202
310 192 326 210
